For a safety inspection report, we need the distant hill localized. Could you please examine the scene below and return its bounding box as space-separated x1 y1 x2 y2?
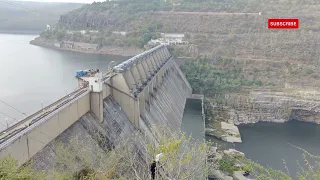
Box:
32 0 320 90
0 1 84 33
53 0 320 62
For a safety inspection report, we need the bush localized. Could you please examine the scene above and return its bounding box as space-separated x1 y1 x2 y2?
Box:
55 31 67 41
219 156 240 175
0 156 45 179
0 125 213 180
182 56 264 95
305 68 314 75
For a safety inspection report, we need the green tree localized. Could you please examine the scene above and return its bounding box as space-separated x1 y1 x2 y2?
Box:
56 31 66 41
0 156 45 179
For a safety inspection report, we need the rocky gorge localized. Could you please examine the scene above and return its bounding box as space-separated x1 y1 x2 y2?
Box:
205 87 320 142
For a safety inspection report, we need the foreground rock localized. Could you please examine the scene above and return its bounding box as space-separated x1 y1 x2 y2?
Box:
233 171 253 180
220 122 242 143
208 149 252 180
211 170 233 180
223 149 245 157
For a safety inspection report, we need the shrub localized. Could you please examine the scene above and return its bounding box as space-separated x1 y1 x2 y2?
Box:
305 68 314 75
0 156 45 179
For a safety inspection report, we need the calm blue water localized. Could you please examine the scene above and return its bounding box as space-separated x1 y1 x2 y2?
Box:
0 33 127 130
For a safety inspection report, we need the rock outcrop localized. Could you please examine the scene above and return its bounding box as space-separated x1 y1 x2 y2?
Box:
206 89 320 143
213 89 320 125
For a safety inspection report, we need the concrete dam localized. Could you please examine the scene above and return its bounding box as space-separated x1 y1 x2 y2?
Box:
0 44 193 170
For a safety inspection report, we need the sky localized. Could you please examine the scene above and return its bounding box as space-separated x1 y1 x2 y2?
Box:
17 0 105 3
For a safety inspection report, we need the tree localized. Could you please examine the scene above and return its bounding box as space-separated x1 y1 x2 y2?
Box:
56 31 66 41
0 156 45 179
92 125 213 179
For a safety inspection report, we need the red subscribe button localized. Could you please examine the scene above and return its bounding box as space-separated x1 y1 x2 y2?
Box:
268 18 299 29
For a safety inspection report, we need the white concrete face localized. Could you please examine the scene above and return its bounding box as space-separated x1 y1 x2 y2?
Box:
138 93 146 120
0 92 90 166
136 62 147 81
130 65 142 85
156 71 162 87
123 70 136 90
141 60 150 75
162 47 170 59
103 79 112 99
151 54 160 69
90 92 103 122
159 48 165 58
0 135 29 166
87 72 103 92
103 83 107 99
164 47 171 57
144 86 150 102
157 49 165 64
78 93 91 118
110 74 140 127
145 56 155 75
156 51 164 65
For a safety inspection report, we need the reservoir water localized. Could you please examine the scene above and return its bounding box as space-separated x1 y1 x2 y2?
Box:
0 33 127 129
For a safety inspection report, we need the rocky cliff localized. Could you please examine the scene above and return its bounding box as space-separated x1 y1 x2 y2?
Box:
208 88 320 126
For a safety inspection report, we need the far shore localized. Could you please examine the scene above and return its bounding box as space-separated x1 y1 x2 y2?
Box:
29 37 193 66
0 30 41 35
29 37 144 57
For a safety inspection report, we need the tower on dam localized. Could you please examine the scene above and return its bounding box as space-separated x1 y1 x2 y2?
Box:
0 44 192 168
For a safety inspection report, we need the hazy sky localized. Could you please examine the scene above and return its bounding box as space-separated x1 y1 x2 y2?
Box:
17 0 105 3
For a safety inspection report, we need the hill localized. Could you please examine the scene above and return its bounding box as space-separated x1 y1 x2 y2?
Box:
38 0 320 62
0 1 84 33
35 0 320 88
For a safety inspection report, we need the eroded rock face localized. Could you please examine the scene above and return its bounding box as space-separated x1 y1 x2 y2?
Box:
212 89 320 125
291 109 320 124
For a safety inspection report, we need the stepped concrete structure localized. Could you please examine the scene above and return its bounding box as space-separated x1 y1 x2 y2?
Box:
0 45 192 167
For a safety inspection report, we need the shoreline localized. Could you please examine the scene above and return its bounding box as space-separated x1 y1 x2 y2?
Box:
0 30 40 35
29 38 143 57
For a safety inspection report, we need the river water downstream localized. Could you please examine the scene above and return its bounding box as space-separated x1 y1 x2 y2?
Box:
207 120 320 178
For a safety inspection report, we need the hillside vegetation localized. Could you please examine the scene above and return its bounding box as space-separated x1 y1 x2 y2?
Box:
39 0 320 65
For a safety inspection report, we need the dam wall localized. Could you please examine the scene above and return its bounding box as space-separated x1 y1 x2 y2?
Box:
0 44 192 170
0 90 90 165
